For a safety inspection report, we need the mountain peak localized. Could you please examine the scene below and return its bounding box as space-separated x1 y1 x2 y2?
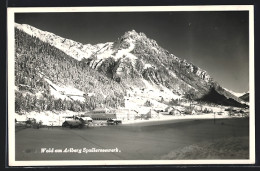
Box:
127 29 138 34
122 29 147 40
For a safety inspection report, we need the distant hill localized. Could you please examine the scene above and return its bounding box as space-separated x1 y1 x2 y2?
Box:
240 93 249 102
198 88 248 108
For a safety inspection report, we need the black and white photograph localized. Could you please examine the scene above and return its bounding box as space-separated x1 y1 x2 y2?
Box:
7 6 255 166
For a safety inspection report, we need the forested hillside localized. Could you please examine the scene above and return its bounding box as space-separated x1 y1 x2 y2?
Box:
15 28 126 113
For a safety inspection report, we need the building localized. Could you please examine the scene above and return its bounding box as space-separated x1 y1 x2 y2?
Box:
90 108 110 114
147 109 159 118
115 109 136 120
85 113 116 121
170 109 181 115
184 107 196 115
165 106 174 113
80 116 93 122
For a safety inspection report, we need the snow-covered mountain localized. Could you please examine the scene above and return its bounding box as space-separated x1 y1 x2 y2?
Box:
15 23 104 61
223 88 248 98
15 23 212 83
14 22 247 111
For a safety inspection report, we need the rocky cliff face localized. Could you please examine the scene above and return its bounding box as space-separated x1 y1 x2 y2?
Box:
15 23 244 105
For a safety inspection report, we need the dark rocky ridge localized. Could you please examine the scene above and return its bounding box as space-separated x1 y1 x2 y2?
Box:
240 93 249 102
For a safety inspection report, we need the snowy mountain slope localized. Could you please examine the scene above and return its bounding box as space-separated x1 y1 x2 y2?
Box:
15 23 99 60
14 23 246 109
44 78 85 102
223 88 247 98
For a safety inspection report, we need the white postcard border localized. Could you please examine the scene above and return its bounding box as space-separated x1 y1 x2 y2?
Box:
7 5 255 166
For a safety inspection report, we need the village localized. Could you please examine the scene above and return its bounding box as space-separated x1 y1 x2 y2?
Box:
15 97 249 129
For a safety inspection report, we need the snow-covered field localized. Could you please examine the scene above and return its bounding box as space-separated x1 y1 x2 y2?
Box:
124 79 181 111
161 136 249 159
45 78 85 102
15 110 86 126
223 87 247 98
121 112 233 125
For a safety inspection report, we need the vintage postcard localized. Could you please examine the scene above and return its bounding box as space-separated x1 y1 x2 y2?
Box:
7 6 255 166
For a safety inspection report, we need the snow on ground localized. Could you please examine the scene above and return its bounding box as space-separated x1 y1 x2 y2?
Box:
161 136 249 159
168 70 177 78
15 113 27 122
82 44 99 58
200 104 225 112
95 43 114 60
113 39 137 60
48 86 70 101
124 79 182 112
44 78 85 102
141 79 181 101
35 91 44 98
121 112 236 125
88 40 138 69
158 84 181 100
182 103 225 112
15 110 86 126
223 87 247 97
150 99 168 109
144 63 152 69
15 103 247 127
15 109 238 126
15 23 37 38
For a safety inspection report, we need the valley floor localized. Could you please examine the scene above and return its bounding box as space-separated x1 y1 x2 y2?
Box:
121 113 234 125
15 118 249 162
15 108 247 127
